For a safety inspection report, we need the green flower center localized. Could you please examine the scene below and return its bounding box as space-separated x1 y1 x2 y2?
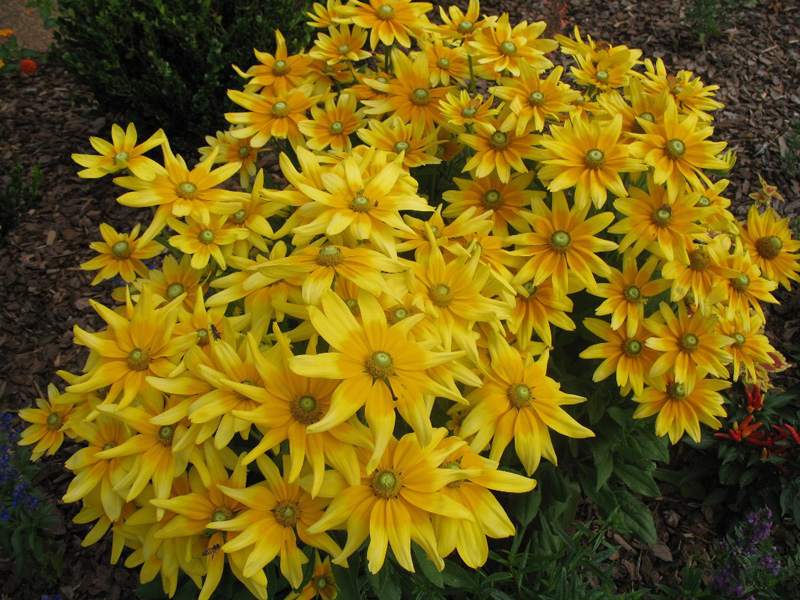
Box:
732 332 746 347
507 383 532 408
316 245 344 266
411 87 430 105
595 70 609 82
461 107 477 118
199 229 215 245
638 111 655 123
394 140 410 153
177 181 197 199
667 382 686 400
350 195 371 212
482 189 502 207
46 412 62 429
549 230 571 252
523 281 538 299
366 351 395 379
624 285 642 303
274 501 299 527
688 248 710 272
584 148 605 169
344 298 360 315
237 145 250 158
376 76 389 84
665 138 686 160
273 60 289 74
196 328 210 345
731 275 750 292
316 577 328 590
158 425 174 446
211 507 232 522
500 40 517 55
291 394 322 425
489 131 509 150
114 152 129 166
697 196 711 207
272 101 289 116
387 306 410 324
437 57 451 69
165 282 185 299
377 4 394 19
679 333 699 353
102 443 114 451
652 204 673 227
111 240 130 258
529 91 545 106
232 209 248 224
127 348 151 371
755 236 782 260
329 121 344 134
428 283 452 308
458 20 474 33
623 339 643 357
371 470 401 498
338 44 350 55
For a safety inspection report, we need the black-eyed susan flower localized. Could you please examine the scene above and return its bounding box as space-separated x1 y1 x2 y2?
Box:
596 78 670 136
298 92 367 152
507 191 617 296
570 43 641 91
640 58 724 121
437 0 489 41
140 253 206 319
337 0 432 49
738 205 800 290
168 215 250 271
199 128 260 190
285 552 339 600
438 90 498 134
661 236 739 311
506 279 574 349
468 14 555 77
234 30 314 96
80 223 163 285
460 112 540 183
72 123 165 180
18 384 76 461
422 38 469 86
633 371 729 443
720 248 779 326
304 429 474 573
357 115 442 169
307 0 342 28
644 301 733 388
534 114 646 210
459 334 593 475
310 24 371 65
717 315 775 383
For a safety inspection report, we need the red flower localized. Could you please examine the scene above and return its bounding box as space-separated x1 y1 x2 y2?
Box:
20 58 37 74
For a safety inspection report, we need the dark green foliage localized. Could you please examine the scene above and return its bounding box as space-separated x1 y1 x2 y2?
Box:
783 120 800 177
0 163 43 239
52 0 311 155
685 0 752 47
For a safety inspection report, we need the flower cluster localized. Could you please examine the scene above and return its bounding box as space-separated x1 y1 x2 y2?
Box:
19 0 800 596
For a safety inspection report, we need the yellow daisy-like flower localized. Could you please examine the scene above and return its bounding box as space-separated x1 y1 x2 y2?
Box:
67 288 194 410
168 215 250 271
661 236 739 310
460 334 593 475
443 171 540 237
363 49 452 132
114 144 242 240
141 253 206 319
591 253 671 338
337 0 433 49
570 44 641 91
299 93 367 152
438 89 498 134
290 290 465 471
468 13 556 77
717 315 775 383
285 552 339 600
629 100 729 201
234 30 314 96
506 279 574 349
208 455 343 588
460 113 540 183
18 384 76 461
198 128 260 190
437 0 489 41
721 249 779 326
596 77 670 136
580 319 658 395
72 123 165 180
696 179 737 233
640 58 724 121
310 24 372 65
307 0 343 28
608 175 713 262
633 371 729 443
738 205 800 290
507 191 617 296
304 429 474 573
535 114 646 210
80 223 163 285
644 301 733 388
492 64 580 134
422 39 469 86
226 84 323 149
357 115 441 169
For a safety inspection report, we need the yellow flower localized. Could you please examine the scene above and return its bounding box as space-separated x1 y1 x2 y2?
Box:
644 301 733 388
199 128 260 190
460 112 540 183
591 253 670 338
234 30 314 96
357 115 442 169
460 334 593 475
168 215 250 271
304 429 474 573
208 455 342 588
307 0 343 28
640 58 724 121
738 205 800 290
491 63 580 135
226 84 323 149
18 384 76 461
569 43 641 91
580 319 658 395
608 175 713 262
596 77 670 136
717 315 775 383
629 100 729 201
535 114 646 210
225 169 281 256
633 371 729 443
298 92 367 152
721 249 779 327
422 39 469 86
140 253 207 319
436 0 490 41
290 290 465 471
507 191 617 296
438 89 498 134
72 123 165 179
337 0 432 49
468 13 556 77
80 223 163 285
285 552 339 600
363 49 452 132
506 279 574 349
67 287 194 410
309 24 372 65
661 236 739 311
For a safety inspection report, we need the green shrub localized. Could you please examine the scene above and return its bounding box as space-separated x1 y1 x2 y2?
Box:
0 163 43 239
53 0 311 155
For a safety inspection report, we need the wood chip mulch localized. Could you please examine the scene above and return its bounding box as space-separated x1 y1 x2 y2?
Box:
0 0 799 598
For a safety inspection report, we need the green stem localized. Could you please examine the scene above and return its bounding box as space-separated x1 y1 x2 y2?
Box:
384 43 394 75
468 54 476 94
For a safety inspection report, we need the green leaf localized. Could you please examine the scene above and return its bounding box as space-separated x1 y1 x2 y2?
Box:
332 564 360 598
441 559 473 589
509 488 541 527
594 447 614 491
412 543 443 588
366 561 401 600
614 490 657 544
615 464 661 497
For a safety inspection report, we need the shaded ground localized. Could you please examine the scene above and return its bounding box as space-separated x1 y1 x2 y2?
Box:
0 0 799 598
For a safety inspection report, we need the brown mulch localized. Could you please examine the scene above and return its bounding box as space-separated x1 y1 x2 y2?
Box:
0 0 799 598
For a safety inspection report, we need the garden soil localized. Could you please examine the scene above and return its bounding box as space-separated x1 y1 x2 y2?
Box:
0 0 798 598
